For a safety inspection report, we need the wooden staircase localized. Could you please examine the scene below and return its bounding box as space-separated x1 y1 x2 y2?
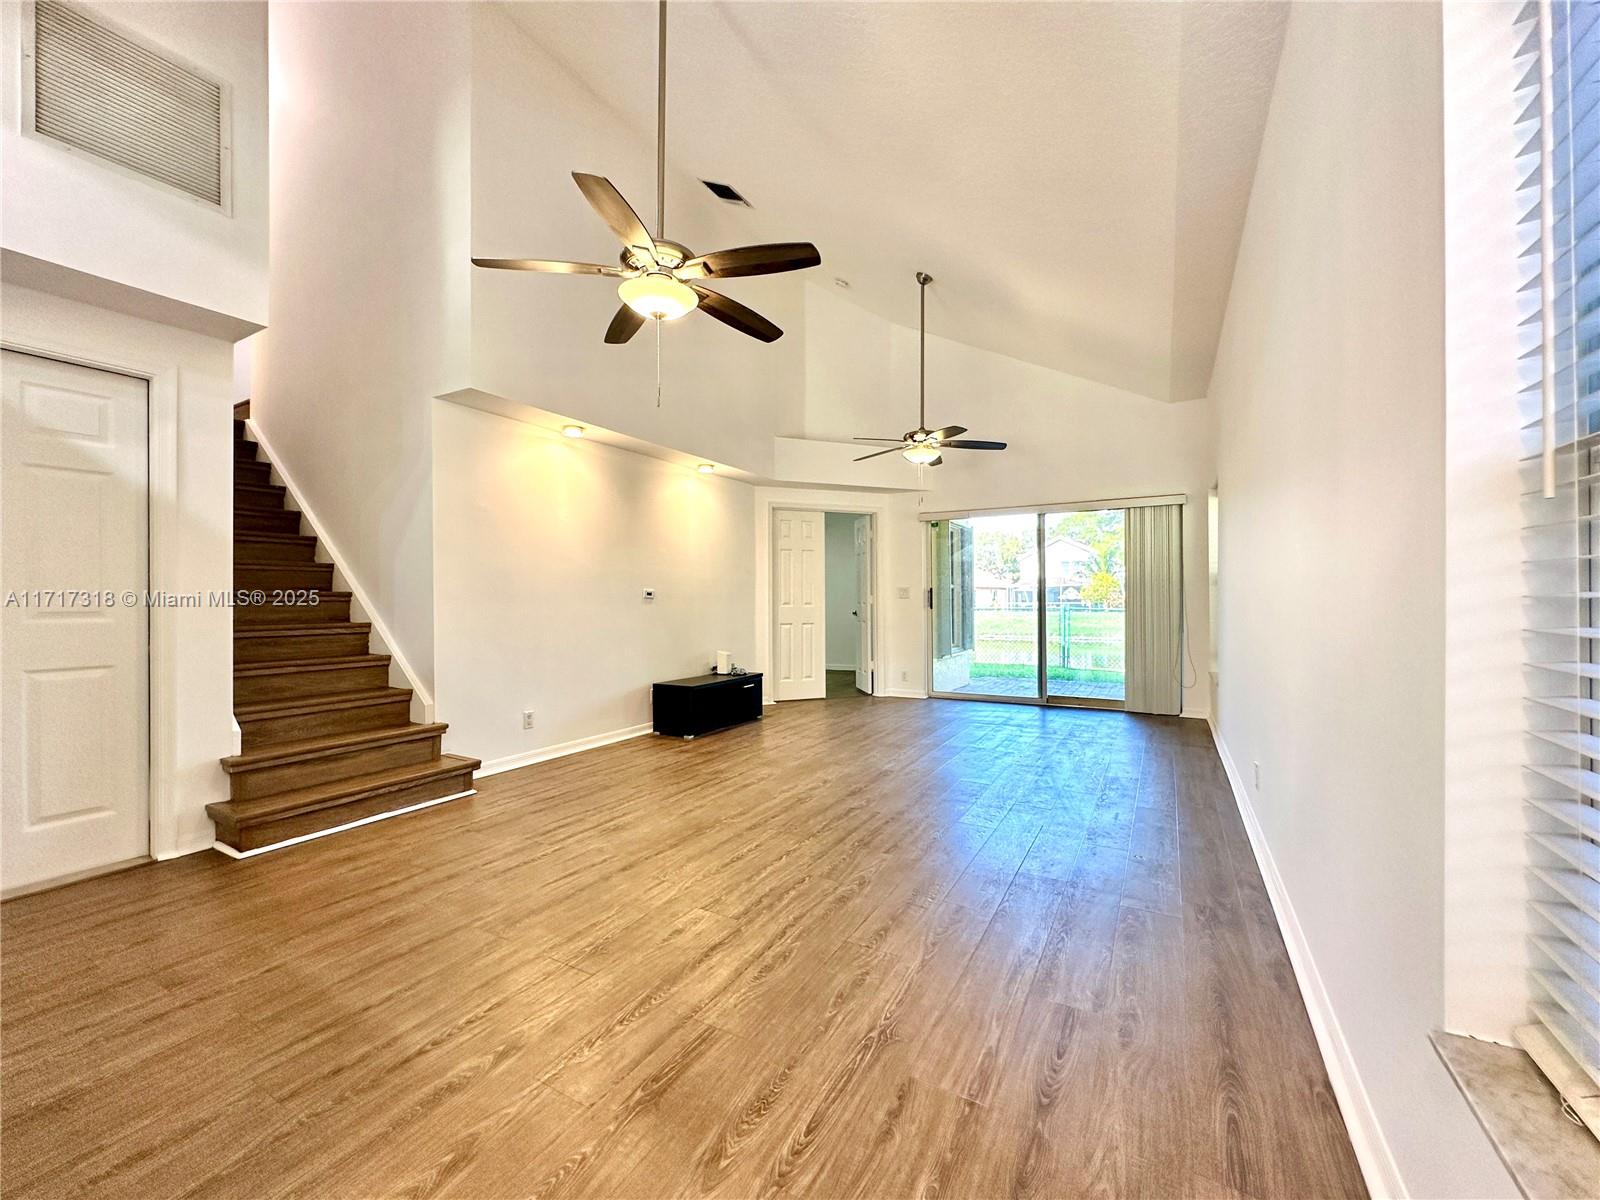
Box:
208 409 478 852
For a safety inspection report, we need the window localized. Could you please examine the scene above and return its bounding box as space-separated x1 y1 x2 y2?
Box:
1515 0 1600 1133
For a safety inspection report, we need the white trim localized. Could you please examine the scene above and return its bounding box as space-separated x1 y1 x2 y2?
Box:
474 723 653 780
1180 706 1211 721
1207 718 1407 1200
918 493 1188 523
210 788 475 859
243 416 435 723
879 687 929 700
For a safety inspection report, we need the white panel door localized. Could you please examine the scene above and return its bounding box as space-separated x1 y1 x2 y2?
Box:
773 509 825 700
2 351 149 891
854 515 873 695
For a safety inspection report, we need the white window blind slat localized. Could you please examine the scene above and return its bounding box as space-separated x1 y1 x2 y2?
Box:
1516 0 1600 1109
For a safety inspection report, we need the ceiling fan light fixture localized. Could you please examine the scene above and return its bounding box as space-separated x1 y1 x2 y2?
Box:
902 442 942 466
618 272 697 320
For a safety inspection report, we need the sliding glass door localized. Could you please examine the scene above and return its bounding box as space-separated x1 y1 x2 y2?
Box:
930 509 1126 708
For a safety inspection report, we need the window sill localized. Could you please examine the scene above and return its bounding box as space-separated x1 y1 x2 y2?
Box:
1432 1032 1600 1199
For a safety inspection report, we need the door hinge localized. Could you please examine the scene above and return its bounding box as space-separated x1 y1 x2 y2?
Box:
926 587 934 609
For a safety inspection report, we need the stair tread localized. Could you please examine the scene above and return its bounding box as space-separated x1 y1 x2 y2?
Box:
207 754 479 825
235 532 316 545
235 482 285 494
235 686 412 719
222 722 449 772
234 621 369 639
234 653 389 677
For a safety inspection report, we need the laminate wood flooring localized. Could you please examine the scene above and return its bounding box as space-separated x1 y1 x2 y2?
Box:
0 696 1366 1200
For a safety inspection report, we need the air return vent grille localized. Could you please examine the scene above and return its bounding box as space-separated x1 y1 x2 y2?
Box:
27 0 227 207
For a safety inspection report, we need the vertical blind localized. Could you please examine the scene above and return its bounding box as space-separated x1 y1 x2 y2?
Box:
1515 0 1600 1135
1124 504 1183 716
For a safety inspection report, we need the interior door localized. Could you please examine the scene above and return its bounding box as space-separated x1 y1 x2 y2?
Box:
1 351 150 891
853 515 872 694
773 509 825 700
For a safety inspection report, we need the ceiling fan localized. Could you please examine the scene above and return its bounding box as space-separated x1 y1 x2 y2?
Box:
854 273 1008 466
471 1 820 344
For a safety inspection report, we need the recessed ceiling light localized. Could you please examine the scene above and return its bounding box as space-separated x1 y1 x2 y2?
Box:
561 424 585 439
696 462 715 474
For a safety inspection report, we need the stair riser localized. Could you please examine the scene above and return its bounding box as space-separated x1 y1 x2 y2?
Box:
235 663 390 705
234 443 259 462
241 698 412 750
235 488 288 511
234 461 273 486
235 540 318 565
235 511 302 535
234 632 370 664
215 769 474 851
235 564 334 590
229 736 442 802
234 595 352 626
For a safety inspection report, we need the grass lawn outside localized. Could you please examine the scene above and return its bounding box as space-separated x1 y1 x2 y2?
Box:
973 606 1125 683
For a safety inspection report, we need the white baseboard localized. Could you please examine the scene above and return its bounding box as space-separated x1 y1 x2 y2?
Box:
475 723 652 779
211 788 475 860
879 687 929 700
1180 706 1210 720
1206 719 1406 1200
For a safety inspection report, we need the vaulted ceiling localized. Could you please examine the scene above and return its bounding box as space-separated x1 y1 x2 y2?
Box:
499 1 1287 403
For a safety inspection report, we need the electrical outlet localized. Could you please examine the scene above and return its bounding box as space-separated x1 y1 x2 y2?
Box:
901 670 909 682
523 710 535 730
642 587 656 601
1252 760 1261 788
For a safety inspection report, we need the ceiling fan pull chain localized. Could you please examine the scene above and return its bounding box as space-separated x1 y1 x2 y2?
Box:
656 319 663 407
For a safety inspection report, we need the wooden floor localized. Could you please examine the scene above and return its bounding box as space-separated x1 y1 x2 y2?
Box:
0 696 1366 1200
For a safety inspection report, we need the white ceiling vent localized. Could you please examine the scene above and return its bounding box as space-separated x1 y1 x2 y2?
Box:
25 0 229 209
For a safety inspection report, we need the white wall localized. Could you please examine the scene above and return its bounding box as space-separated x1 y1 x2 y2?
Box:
1440 0 1535 1047
1 284 235 857
258 0 472 693
0 0 268 328
824 512 860 670
1208 3 1514 1197
433 401 755 769
467 3 807 476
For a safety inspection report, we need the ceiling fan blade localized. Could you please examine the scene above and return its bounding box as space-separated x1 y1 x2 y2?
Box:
471 257 624 276
853 445 907 462
853 437 908 444
679 242 822 280
940 439 1008 450
689 285 783 342
572 173 657 264
928 425 968 441
604 305 645 344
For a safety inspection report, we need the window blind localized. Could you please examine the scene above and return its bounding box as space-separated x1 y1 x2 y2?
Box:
1514 0 1600 1138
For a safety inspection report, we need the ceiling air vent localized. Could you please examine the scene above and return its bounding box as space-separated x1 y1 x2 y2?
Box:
700 179 750 206
26 0 229 209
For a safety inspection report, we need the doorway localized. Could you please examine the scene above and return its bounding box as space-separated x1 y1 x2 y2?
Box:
1 350 151 892
824 512 872 698
929 507 1127 708
772 508 874 701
